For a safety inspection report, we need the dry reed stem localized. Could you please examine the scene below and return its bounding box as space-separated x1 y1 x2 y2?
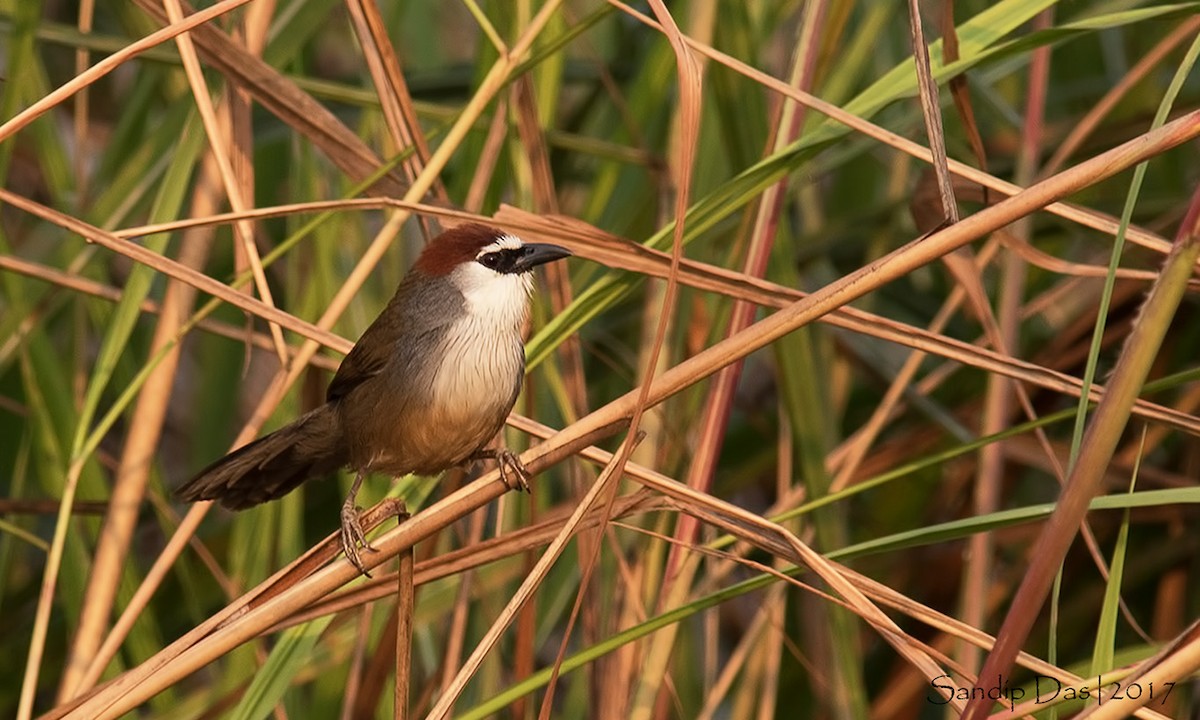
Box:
640 0 809 704
610 0 1184 261
114 190 1179 264
435 506 484 695
0 189 347 349
131 0 411 197
427 432 643 720
340 606 373 720
60 238 213 699
11 15 1200 715
907 0 958 225
625 519 1171 720
161 0 287 362
500 208 1200 435
14 165 1195 705
0 0 255 144
694 584 785 720
51 420 616 719
1042 16 1200 176
964 178 1200 719
1072 621 1200 720
597 2 702 716
395 542 414 720
964 9 1052 676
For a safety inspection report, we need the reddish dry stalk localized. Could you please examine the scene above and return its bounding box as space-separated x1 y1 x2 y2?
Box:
963 183 1200 719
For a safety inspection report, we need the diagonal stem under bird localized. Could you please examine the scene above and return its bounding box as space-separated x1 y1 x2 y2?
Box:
177 223 571 575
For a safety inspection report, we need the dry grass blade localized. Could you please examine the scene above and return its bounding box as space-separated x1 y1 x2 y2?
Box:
53 418 620 719
907 0 958 224
599 6 702 717
661 479 965 711
59 239 212 700
497 209 1200 437
130 0 411 197
346 0 447 229
611 0 1185 261
427 431 642 720
160 0 288 363
0 189 347 350
1042 16 1200 177
49 10 573 688
267 493 661 634
963 181 1200 719
395 541 414 720
0 0 255 143
1075 621 1200 720
14 196 1195 443
939 0 988 175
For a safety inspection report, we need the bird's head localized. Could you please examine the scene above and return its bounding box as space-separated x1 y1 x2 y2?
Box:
417 223 571 294
413 223 572 321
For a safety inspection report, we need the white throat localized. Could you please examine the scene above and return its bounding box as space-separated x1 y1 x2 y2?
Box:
424 261 531 433
449 260 533 333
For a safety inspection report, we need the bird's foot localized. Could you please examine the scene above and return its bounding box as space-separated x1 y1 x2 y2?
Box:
340 499 378 578
470 448 532 493
383 497 411 523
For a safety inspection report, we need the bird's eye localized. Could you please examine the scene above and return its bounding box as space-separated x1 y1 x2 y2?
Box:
478 252 503 270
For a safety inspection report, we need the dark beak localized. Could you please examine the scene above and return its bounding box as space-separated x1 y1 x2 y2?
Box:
515 242 572 272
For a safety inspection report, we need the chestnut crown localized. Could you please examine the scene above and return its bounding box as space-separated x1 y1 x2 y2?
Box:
413 223 571 277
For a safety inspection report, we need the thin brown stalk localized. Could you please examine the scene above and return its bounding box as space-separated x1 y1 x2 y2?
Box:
964 182 1200 719
268 493 659 634
131 0 411 197
33 9 571 700
59 232 213 700
670 0 820 586
72 0 95 202
428 432 643 720
462 96 509 212
437 508 485 694
395 544 414 720
1042 17 1200 177
907 0 958 224
501 208 1200 436
1076 621 1200 720
338 607 373 720
658 1 824 712
29 105 1200 720
161 0 288 362
0 0 255 144
580 3 702 717
345 0 446 241
963 7 1052 677
940 0 988 175
607 0 1184 261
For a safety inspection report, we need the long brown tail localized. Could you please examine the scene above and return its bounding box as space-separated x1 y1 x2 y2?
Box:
178 404 348 510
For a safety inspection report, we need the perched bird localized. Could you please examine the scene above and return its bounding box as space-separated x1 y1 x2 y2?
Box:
178 223 571 574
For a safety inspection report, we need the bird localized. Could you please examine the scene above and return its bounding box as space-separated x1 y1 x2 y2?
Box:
178 223 572 574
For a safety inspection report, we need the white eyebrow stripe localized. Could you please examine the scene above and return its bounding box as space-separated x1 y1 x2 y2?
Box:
477 234 524 256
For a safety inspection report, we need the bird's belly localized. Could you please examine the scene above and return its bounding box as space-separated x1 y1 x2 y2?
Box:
376 400 508 475
347 335 523 477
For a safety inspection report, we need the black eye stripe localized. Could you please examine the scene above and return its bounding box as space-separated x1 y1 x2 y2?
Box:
477 247 525 273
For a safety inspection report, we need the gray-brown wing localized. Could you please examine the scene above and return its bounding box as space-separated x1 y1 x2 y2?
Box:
325 274 464 402
325 318 396 402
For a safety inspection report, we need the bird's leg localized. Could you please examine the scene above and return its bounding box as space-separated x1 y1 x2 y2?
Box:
340 471 378 577
468 448 532 493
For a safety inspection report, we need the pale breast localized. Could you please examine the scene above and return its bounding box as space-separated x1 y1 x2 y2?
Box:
416 315 525 470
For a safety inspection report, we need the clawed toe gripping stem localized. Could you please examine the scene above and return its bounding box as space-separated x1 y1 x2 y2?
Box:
470 448 532 493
